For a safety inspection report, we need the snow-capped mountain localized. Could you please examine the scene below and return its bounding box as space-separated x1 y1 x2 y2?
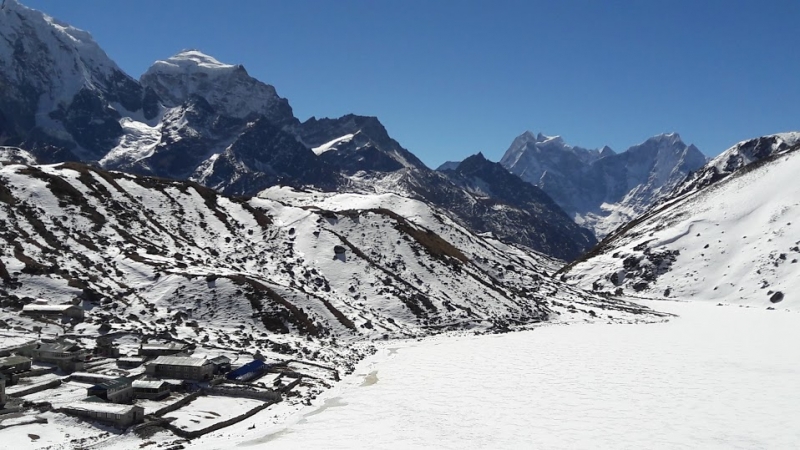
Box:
140 50 295 125
0 0 157 162
499 131 707 237
0 1 597 261
559 132 800 306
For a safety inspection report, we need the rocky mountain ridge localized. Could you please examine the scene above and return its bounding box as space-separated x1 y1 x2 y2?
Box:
497 131 707 238
0 0 596 261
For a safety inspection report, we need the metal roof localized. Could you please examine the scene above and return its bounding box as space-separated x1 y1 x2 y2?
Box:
65 401 143 415
140 343 185 349
149 356 210 367
90 377 132 391
22 304 80 312
132 379 169 389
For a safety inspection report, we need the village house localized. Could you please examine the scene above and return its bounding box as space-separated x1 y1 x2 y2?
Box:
23 341 90 372
61 401 144 428
138 343 188 357
132 379 170 400
94 338 121 358
21 304 84 320
209 355 232 374
0 355 32 375
145 355 214 381
87 377 134 403
0 341 37 358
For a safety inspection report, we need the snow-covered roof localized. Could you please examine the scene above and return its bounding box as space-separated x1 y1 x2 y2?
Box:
22 304 79 312
132 379 169 389
140 343 185 350
65 401 142 415
148 356 210 367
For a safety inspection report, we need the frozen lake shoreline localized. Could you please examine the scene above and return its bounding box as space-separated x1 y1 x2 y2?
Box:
240 300 800 449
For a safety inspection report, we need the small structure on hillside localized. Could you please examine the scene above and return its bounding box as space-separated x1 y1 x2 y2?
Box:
226 360 267 382
87 377 134 403
145 356 214 380
132 379 170 400
95 337 120 358
138 343 188 357
209 355 232 374
21 304 84 320
0 355 32 375
61 401 144 428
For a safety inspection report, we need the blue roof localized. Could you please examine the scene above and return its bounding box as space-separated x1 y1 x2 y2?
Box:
226 360 266 380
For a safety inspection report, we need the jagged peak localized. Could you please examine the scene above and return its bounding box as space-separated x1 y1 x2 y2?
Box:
648 132 684 145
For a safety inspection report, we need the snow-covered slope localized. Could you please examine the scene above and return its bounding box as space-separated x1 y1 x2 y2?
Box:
0 162 656 349
499 131 707 238
561 133 800 306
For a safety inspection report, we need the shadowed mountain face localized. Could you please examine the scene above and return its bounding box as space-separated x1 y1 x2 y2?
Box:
499 131 707 238
0 0 600 260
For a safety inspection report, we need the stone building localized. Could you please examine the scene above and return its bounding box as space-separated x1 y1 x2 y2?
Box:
145 356 214 380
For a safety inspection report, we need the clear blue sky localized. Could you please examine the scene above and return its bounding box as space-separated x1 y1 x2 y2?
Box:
23 0 800 168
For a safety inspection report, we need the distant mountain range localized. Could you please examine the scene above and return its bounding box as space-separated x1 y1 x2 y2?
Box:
559 132 800 306
497 131 708 238
0 0 596 261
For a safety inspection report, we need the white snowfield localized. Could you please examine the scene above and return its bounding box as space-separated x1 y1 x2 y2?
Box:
311 133 357 156
230 300 800 450
564 135 800 306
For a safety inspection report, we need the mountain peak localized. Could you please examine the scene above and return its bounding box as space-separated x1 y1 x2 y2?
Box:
141 49 294 123
649 132 683 145
145 50 242 80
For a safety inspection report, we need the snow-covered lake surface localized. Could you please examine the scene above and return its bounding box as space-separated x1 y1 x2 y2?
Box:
240 300 800 449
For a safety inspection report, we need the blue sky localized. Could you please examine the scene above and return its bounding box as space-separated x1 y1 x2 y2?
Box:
24 0 800 168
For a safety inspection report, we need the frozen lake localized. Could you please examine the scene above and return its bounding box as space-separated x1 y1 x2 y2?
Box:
241 300 800 449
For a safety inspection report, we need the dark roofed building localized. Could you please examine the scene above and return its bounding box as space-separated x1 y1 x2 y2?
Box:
132 379 170 400
87 377 134 403
209 355 232 374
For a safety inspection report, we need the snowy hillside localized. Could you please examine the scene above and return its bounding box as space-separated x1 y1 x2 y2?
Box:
498 131 707 238
0 162 656 347
561 133 800 306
